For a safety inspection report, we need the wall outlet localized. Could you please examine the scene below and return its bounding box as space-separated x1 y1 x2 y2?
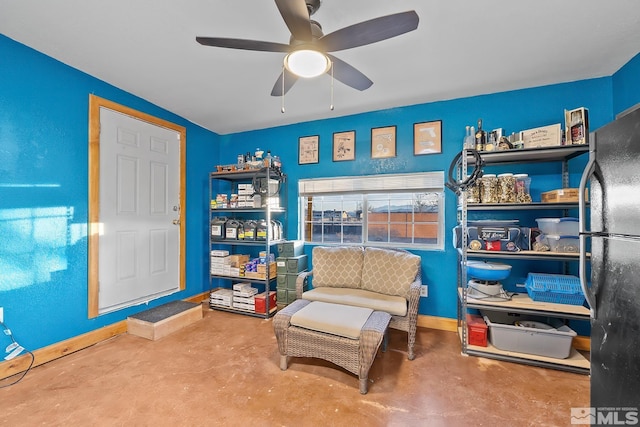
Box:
0 307 3 323
420 285 428 298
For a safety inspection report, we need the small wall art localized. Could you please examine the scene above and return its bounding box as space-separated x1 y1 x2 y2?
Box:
414 120 442 155
298 135 319 164
371 126 396 159
332 130 356 161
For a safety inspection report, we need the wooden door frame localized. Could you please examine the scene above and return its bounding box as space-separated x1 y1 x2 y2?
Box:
88 94 186 318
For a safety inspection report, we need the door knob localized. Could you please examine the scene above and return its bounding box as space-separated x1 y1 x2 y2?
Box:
172 219 180 225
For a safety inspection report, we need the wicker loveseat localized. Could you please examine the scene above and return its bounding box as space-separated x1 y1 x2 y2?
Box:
295 246 422 360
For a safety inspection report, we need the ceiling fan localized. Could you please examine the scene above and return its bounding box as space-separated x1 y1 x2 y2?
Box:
196 0 419 96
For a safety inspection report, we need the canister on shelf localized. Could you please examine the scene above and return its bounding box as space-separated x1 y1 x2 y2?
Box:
514 174 533 203
466 180 481 204
480 174 499 203
498 173 516 203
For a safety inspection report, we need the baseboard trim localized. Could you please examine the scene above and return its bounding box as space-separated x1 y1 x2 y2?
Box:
416 314 591 352
417 314 458 332
0 321 127 380
0 292 210 381
1 299 588 380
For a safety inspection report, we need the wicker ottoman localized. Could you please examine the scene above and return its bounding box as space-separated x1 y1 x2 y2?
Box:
273 299 391 394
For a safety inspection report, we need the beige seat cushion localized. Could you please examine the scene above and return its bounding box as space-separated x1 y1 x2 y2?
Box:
302 287 408 317
290 301 373 339
312 246 364 288
360 247 420 299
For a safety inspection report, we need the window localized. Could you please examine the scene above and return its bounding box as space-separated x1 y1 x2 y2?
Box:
298 172 445 249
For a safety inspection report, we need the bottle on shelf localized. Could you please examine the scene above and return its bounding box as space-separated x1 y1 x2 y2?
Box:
475 119 486 152
265 150 273 168
463 126 475 149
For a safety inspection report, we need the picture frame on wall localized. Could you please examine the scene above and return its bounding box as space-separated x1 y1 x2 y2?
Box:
332 130 356 162
413 120 442 155
371 126 396 159
298 135 319 164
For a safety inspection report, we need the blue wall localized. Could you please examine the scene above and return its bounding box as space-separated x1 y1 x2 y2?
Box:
0 35 218 350
218 78 614 320
1 32 639 353
612 52 640 116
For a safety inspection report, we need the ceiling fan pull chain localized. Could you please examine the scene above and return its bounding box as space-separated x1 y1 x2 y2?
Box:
281 66 286 113
330 63 334 111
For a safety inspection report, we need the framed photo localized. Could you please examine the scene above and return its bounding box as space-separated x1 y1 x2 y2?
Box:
414 120 442 155
298 135 319 164
371 126 396 159
332 130 356 162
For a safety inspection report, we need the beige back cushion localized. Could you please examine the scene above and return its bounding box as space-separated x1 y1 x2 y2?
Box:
312 246 364 288
361 247 421 299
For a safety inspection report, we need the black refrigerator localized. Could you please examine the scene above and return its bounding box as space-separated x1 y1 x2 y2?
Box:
579 105 640 414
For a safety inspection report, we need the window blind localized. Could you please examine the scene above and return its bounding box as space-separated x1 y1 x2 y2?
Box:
298 172 444 195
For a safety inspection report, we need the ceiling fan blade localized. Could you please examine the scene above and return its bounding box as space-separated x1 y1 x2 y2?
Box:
319 10 419 52
327 55 373 91
274 0 312 42
271 68 299 96
196 37 290 53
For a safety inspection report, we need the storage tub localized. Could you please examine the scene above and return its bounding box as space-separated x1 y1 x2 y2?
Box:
544 234 579 253
466 261 512 281
535 217 578 236
524 273 586 306
484 316 576 359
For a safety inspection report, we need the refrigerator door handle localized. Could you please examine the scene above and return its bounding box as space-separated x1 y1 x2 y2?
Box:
579 156 597 318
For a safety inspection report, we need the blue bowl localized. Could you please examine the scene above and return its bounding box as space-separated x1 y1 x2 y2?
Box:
466 261 512 281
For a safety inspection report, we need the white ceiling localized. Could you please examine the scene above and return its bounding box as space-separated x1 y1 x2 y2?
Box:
2 1 640 135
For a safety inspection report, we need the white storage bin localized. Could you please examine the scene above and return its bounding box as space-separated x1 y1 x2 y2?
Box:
535 217 579 236
484 316 576 359
544 234 579 253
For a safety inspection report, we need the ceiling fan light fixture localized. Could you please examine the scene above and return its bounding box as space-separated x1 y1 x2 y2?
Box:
284 49 331 78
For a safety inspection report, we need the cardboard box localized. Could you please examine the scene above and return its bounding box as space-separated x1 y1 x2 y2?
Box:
233 282 252 291
210 250 230 257
541 188 588 203
257 262 276 275
254 291 276 314
245 263 277 280
227 254 250 267
520 123 562 148
232 302 255 311
233 288 258 298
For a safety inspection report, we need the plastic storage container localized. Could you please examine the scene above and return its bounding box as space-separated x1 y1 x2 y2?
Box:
483 316 577 359
524 273 586 305
466 261 512 281
544 234 579 253
480 174 498 203
498 173 516 203
514 174 532 203
535 217 579 236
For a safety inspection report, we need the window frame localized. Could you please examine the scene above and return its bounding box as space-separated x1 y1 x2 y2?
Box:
298 172 445 250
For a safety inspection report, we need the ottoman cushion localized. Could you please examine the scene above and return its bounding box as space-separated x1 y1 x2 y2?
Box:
290 301 374 340
302 287 408 316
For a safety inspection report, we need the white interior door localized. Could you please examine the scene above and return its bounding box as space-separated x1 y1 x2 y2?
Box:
97 107 181 313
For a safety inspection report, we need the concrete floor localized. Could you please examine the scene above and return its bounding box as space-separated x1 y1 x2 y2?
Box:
0 305 589 426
